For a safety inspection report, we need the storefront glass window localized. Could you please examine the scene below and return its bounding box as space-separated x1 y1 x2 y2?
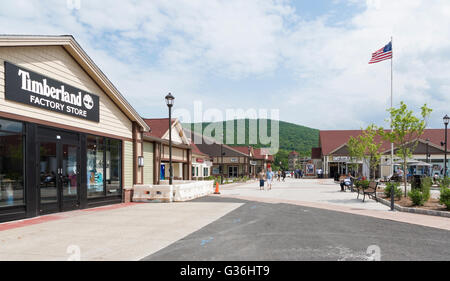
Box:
106 139 121 196
87 136 104 197
0 119 24 208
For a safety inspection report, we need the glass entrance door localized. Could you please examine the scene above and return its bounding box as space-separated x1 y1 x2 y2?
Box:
61 143 79 210
38 130 80 215
228 166 238 178
39 142 58 213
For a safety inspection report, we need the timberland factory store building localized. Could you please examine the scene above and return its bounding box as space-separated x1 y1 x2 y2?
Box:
0 35 152 223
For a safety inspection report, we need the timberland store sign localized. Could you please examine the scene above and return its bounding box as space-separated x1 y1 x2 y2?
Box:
4 61 100 122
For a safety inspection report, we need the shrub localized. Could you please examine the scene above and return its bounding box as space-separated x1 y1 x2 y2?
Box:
421 184 431 202
411 177 421 190
422 177 433 189
439 187 450 210
440 177 450 189
407 176 432 205
384 182 402 200
360 179 370 189
408 189 426 206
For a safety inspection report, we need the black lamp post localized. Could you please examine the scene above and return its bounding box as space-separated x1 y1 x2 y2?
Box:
426 138 430 176
165 93 175 185
248 145 251 178
443 115 449 178
220 143 225 184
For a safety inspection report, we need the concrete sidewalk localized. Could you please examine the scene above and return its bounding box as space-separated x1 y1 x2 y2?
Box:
217 178 450 231
220 178 390 210
0 201 242 261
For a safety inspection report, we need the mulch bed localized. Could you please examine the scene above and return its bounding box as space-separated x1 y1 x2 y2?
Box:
378 192 448 212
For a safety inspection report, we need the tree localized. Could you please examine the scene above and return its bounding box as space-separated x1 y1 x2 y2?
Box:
347 124 382 180
347 134 364 176
378 102 432 196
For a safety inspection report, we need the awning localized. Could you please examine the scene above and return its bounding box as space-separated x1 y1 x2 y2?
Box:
383 158 431 167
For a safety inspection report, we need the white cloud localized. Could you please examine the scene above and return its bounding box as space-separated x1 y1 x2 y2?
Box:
0 0 448 129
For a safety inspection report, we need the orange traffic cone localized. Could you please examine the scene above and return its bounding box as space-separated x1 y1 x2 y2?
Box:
214 181 220 194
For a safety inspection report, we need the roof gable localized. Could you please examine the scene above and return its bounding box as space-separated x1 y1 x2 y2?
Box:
0 35 149 131
143 118 190 145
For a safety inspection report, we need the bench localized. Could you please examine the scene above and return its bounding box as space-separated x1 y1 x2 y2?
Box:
356 181 378 202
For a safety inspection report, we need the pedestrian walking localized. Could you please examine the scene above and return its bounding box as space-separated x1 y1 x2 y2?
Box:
266 168 274 190
282 170 286 182
258 170 265 190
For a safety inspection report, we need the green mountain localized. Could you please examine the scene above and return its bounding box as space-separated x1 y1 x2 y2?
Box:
182 119 319 157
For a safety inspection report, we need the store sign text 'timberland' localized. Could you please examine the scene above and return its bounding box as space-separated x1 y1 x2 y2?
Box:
4 61 100 122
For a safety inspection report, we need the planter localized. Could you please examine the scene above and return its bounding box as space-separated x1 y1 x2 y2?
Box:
376 197 450 218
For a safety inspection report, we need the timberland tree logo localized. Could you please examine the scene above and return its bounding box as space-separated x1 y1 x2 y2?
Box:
4 61 100 122
83 94 94 110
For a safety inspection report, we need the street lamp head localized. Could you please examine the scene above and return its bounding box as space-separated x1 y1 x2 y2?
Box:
165 93 175 107
444 114 450 126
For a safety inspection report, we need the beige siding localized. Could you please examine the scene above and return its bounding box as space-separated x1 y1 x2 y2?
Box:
167 126 183 143
143 142 154 184
124 141 133 189
0 46 132 139
162 145 186 161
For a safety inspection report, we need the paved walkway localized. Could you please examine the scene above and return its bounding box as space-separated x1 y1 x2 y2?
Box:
145 196 450 261
1 178 449 261
0 201 242 261
220 178 390 210
218 178 450 231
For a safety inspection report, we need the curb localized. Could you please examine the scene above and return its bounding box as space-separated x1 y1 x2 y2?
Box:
376 197 450 218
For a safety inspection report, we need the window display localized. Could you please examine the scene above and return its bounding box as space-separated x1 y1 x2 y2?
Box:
106 139 121 196
87 136 104 197
0 119 24 207
87 135 122 198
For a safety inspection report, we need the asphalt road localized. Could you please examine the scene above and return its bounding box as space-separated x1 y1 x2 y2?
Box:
143 196 450 261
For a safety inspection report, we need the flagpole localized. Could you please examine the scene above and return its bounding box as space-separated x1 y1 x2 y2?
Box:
390 36 395 211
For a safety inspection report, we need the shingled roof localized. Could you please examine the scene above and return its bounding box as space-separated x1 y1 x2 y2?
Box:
319 129 449 156
143 118 175 139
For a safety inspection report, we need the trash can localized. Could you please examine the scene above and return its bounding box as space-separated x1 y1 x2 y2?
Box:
412 175 423 189
334 174 340 182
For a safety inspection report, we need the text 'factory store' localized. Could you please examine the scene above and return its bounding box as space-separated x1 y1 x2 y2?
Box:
0 35 151 223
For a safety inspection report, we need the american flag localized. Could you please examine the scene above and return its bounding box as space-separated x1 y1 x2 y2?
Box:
369 41 392 64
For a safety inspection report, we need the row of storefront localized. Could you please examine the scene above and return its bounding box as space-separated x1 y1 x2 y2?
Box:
186 130 274 178
313 130 450 179
0 35 151 222
0 35 274 223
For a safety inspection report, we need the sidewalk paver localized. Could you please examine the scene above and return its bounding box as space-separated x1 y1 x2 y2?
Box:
0 201 242 261
217 178 450 231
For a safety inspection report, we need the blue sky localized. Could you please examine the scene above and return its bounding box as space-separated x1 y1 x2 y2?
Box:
0 0 449 130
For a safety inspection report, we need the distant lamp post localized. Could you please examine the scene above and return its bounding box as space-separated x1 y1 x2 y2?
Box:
248 145 251 178
443 115 449 178
220 143 225 184
425 138 430 176
165 93 175 185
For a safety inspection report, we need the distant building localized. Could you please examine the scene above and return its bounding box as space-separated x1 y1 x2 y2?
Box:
184 130 274 178
313 129 449 179
190 142 212 180
288 151 299 170
143 118 192 184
